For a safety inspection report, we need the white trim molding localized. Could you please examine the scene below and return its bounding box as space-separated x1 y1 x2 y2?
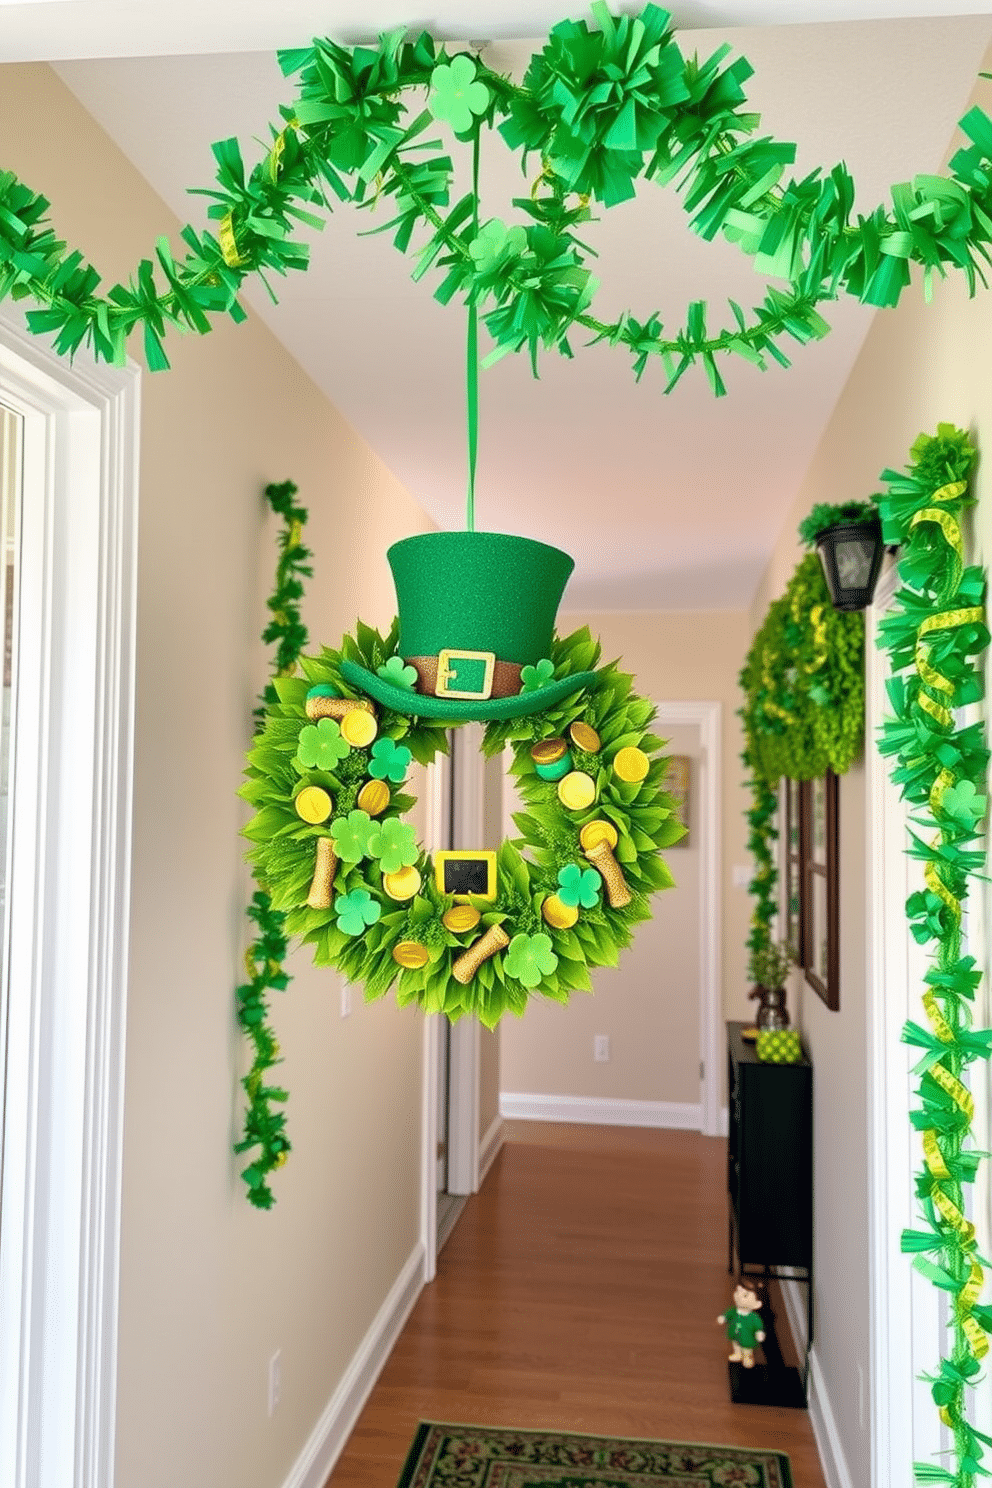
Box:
279 1243 425 1488
780 1281 854 1488
653 700 722 1137
478 1114 505 1184
0 314 139 1488
500 1092 702 1130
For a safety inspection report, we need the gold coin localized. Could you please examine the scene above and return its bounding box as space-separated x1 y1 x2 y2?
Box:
557 770 596 811
393 940 430 969
295 785 333 824
382 865 422 901
569 721 601 752
613 746 649 783
341 708 378 747
579 819 619 853
443 904 481 934
542 894 579 930
531 737 567 765
357 779 390 817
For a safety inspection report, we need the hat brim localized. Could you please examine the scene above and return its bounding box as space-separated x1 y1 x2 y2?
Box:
339 660 600 722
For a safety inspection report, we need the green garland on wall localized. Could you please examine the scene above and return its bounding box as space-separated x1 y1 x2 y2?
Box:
875 426 992 1488
738 554 865 972
234 479 312 1210
3 5 992 389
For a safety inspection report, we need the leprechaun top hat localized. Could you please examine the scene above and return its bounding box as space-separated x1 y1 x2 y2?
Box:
339 530 600 721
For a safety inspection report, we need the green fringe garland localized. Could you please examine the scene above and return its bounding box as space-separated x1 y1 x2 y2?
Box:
876 426 992 1488
234 479 312 1210
3 6 992 388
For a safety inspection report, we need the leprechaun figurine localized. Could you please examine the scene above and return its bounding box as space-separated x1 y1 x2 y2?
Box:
718 1276 766 1368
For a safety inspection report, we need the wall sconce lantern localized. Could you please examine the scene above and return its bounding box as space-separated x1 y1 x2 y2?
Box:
814 513 885 611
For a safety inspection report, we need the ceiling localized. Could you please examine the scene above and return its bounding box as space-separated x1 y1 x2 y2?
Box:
7 2 992 608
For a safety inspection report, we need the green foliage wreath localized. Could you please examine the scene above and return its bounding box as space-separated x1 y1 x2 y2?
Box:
739 552 865 976
4 4 992 390
242 623 682 1028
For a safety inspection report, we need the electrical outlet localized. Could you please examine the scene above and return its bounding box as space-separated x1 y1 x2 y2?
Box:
594 1034 610 1062
268 1350 281 1417
340 981 352 1018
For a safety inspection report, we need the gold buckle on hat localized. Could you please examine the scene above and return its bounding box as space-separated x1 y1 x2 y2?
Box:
435 649 496 701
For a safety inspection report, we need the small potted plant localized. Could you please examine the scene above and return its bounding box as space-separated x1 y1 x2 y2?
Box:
748 939 794 1030
798 499 885 611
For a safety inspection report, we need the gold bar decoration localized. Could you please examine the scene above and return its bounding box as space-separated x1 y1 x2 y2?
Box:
452 923 510 985
306 836 338 909
584 838 632 909
305 695 376 723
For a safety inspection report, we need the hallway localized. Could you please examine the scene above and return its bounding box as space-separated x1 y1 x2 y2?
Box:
328 1123 828 1487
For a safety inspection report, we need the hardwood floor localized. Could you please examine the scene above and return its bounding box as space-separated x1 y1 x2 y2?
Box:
327 1122 828 1487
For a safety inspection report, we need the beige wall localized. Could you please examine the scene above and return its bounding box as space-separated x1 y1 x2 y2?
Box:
500 609 753 1105
0 65 433 1488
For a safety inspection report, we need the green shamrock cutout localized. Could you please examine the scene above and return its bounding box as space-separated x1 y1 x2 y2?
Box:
469 218 527 275
330 809 376 863
297 717 350 770
519 658 556 693
369 736 413 783
376 655 418 692
504 932 559 989
335 888 382 937
940 779 987 826
557 862 602 910
367 817 419 875
427 55 491 137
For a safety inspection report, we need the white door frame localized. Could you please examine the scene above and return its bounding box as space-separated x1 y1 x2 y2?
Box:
0 314 139 1488
866 556 946 1482
652 701 722 1135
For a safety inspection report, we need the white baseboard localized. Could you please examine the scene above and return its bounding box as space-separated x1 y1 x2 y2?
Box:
499 1092 702 1130
478 1115 505 1184
781 1280 853 1488
281 1242 425 1488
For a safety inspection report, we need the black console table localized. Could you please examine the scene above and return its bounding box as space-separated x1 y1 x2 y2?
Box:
726 1020 813 1407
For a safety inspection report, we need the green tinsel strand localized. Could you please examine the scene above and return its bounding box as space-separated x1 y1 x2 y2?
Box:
235 479 311 1210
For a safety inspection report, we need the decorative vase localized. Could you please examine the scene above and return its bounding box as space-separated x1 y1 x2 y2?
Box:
753 986 790 1030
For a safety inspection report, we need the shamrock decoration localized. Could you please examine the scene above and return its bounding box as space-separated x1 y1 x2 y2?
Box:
427 55 490 136
368 817 419 875
330 809 377 863
939 779 987 827
369 736 413 783
376 655 418 692
504 932 559 989
557 862 602 910
335 888 382 937
520 658 556 693
297 717 350 770
469 218 527 275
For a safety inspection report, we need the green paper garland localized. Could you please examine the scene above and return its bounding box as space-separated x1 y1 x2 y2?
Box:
242 623 683 1028
3 5 992 389
738 554 865 974
234 479 312 1210
875 426 992 1488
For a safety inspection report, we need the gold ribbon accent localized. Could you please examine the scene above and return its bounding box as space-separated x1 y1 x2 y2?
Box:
923 1128 951 1181
931 1183 976 1246
929 1060 974 1121
940 1405 956 1429
925 859 962 923
917 690 954 729
761 648 791 723
219 211 248 268
932 479 969 505
961 1258 985 1311
929 768 955 815
963 1314 989 1359
919 606 985 641
922 989 955 1045
288 518 303 550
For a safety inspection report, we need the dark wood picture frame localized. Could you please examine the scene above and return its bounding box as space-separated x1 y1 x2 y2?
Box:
801 770 839 1010
782 777 803 964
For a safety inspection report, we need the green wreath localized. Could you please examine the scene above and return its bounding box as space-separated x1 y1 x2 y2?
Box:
242 621 682 1026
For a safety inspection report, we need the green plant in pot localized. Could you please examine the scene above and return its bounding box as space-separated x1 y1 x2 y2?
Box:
798 499 885 612
748 940 794 1030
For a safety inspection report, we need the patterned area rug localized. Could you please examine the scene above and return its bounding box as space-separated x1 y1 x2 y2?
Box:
395 1422 793 1487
